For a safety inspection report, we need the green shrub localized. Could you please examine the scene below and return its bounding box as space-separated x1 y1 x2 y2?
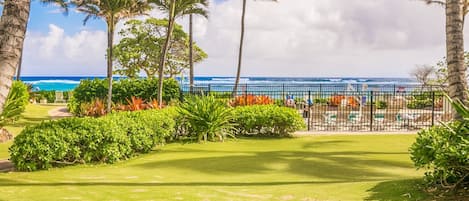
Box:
375 101 387 109
410 95 469 190
313 98 328 105
177 96 234 142
10 109 175 171
69 78 180 115
106 110 175 152
233 105 305 137
31 91 70 103
0 81 29 126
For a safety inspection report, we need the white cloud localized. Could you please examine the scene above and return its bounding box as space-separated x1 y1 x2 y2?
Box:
20 0 469 77
22 24 107 76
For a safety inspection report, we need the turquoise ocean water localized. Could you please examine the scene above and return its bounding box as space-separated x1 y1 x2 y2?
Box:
20 76 418 92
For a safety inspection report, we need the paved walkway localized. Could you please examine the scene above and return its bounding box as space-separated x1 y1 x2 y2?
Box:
0 160 13 172
48 106 73 119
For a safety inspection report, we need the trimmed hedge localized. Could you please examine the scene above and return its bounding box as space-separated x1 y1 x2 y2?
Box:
233 105 305 136
69 78 180 115
10 109 176 171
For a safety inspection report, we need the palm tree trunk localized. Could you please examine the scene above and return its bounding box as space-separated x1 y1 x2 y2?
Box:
0 0 31 114
189 13 194 93
446 0 468 120
232 0 247 98
157 0 176 108
106 20 115 113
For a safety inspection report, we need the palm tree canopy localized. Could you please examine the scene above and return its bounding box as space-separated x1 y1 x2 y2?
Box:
72 0 152 25
423 0 469 16
151 0 209 19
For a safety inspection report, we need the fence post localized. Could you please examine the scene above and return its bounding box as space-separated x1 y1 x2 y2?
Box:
244 84 248 104
208 84 211 96
431 91 435 126
282 84 286 102
308 90 311 131
370 91 374 132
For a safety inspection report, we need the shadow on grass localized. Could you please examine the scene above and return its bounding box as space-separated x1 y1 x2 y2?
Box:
365 179 429 201
136 139 413 182
0 178 378 187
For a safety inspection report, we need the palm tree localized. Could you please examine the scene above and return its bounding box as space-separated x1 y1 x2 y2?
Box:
151 0 208 107
0 0 68 113
424 0 469 120
232 0 277 97
189 13 194 93
74 0 151 113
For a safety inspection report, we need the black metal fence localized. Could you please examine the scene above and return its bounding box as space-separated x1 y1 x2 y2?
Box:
181 84 452 132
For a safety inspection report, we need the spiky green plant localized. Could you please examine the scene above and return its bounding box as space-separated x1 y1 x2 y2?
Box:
0 81 29 127
177 95 234 142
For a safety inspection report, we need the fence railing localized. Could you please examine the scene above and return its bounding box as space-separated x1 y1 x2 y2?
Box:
180 84 451 132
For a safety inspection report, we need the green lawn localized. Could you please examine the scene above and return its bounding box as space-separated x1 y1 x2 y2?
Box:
0 104 60 159
0 134 430 201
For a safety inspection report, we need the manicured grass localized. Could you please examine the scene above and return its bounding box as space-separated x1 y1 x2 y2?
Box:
0 134 430 201
0 104 60 159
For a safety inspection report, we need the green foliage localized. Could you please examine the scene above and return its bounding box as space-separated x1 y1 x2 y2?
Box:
69 78 180 115
9 109 176 171
177 96 234 142
0 81 29 127
375 101 387 109
410 95 469 190
113 18 207 78
406 91 441 109
233 105 305 137
314 98 328 105
31 91 70 103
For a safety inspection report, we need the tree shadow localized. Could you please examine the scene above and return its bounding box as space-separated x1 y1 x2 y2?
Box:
0 179 358 187
365 179 430 201
135 142 414 182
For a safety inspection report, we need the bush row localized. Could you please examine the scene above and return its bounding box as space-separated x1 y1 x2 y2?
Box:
69 78 180 115
233 105 305 136
10 109 176 171
175 98 305 140
11 102 305 171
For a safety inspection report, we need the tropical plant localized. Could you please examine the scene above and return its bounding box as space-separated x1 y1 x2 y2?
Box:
151 0 209 108
126 96 146 111
0 81 29 127
230 94 274 106
232 0 277 97
177 95 234 142
410 94 469 190
73 0 151 113
423 0 469 120
81 98 107 117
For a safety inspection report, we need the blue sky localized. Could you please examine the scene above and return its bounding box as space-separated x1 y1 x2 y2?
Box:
12 0 469 77
28 2 105 34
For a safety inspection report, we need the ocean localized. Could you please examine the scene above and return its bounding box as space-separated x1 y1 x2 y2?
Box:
20 76 419 92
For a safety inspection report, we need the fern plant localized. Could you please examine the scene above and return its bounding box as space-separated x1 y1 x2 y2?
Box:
177 95 234 142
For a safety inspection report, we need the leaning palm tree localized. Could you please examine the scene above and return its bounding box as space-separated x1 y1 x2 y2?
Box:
232 0 277 97
73 0 151 113
0 0 68 113
424 0 469 120
151 0 208 107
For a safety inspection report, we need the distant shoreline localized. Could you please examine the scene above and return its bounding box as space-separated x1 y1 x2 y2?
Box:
19 76 419 91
